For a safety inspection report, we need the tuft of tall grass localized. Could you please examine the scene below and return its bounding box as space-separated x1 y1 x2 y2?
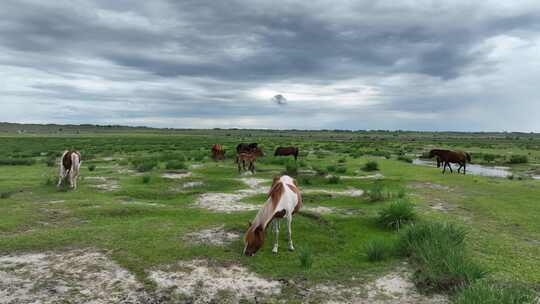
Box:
455 280 537 304
284 161 298 176
298 248 313 269
142 175 151 184
327 175 340 184
377 199 416 230
365 238 394 262
88 164 96 172
0 192 13 199
362 160 379 172
368 183 386 202
0 158 36 166
397 222 485 292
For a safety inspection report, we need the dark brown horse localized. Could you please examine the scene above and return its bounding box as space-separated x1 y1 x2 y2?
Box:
211 144 225 161
274 146 299 161
429 149 471 174
236 143 258 154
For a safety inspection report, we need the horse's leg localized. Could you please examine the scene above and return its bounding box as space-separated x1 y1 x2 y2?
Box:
237 160 242 173
448 162 453 173
57 166 66 187
272 219 279 254
463 162 466 174
287 214 295 251
442 162 446 174
457 163 463 173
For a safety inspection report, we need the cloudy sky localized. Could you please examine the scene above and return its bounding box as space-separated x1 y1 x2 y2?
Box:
1 0 540 131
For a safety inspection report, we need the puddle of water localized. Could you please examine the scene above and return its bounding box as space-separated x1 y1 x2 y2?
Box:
413 159 511 178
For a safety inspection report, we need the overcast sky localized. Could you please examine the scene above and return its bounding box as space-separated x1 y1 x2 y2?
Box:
1 1 540 131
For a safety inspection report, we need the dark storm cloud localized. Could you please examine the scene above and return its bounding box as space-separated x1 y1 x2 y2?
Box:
1 0 540 130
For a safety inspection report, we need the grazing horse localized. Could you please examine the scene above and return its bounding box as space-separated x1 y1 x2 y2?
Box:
429 149 471 174
211 144 225 161
237 148 264 174
57 150 81 189
274 146 299 161
236 143 258 154
244 175 302 256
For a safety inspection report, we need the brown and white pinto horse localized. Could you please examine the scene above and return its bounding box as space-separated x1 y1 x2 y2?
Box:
57 150 82 189
429 149 471 174
211 144 225 161
244 175 301 256
274 146 299 161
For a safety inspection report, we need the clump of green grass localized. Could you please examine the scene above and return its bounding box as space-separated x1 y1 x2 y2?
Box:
88 164 96 172
165 160 187 170
362 160 379 172
142 175 151 184
326 164 337 172
327 175 340 184
365 238 394 262
455 280 537 304
335 166 347 174
377 199 416 230
313 166 328 176
46 156 56 167
368 183 386 202
298 248 313 269
397 222 486 292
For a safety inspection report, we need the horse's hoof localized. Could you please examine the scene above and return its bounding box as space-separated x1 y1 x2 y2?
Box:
272 250 278 255
288 247 295 252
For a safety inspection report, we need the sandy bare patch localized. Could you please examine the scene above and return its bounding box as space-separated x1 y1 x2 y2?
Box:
149 259 281 303
304 206 335 214
306 271 448 304
162 171 192 179
428 199 455 212
410 182 451 191
0 250 147 304
342 173 384 180
304 188 364 197
190 163 203 169
183 181 204 188
184 226 240 246
195 178 268 213
85 176 120 192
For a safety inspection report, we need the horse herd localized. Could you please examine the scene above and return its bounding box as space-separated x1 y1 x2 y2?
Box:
55 146 471 256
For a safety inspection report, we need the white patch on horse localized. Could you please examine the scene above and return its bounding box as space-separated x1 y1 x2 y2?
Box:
149 259 281 303
0 250 147 303
184 226 240 246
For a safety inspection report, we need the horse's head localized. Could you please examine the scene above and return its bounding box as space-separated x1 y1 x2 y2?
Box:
428 149 436 158
243 222 265 256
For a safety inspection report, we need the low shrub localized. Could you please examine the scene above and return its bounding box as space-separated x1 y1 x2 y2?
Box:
142 175 151 184
377 199 416 230
135 160 158 172
397 222 485 292
508 155 528 164
165 160 187 170
397 155 413 163
365 238 394 262
362 160 379 172
327 175 340 184
455 280 537 304
46 156 56 167
368 183 386 202
284 162 298 176
0 158 36 166
326 164 337 172
335 166 347 174
0 192 13 199
299 176 313 186
88 164 96 172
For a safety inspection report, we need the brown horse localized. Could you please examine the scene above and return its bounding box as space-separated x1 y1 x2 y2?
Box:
274 146 299 161
429 149 471 174
211 144 225 161
237 152 257 174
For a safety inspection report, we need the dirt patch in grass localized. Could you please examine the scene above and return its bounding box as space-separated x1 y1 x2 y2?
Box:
148 259 281 303
162 171 192 179
194 178 267 213
409 182 452 192
303 270 448 304
0 249 147 303
428 199 456 212
304 188 364 197
85 176 120 192
183 181 204 188
184 226 240 246
342 173 385 180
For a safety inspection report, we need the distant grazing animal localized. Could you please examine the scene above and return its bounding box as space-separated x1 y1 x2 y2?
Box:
58 150 81 189
211 144 225 161
274 146 299 161
429 149 471 174
244 175 302 256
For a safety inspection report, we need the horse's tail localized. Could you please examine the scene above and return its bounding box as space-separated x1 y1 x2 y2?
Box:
466 152 471 162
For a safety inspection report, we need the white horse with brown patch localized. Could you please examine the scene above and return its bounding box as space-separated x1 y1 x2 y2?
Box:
244 175 301 256
57 150 81 189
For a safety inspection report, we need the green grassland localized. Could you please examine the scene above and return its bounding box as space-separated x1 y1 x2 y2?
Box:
1 125 539 302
